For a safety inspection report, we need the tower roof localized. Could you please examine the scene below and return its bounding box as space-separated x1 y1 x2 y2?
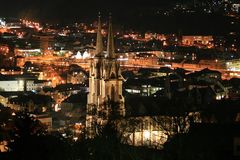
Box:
95 13 104 56
107 14 115 58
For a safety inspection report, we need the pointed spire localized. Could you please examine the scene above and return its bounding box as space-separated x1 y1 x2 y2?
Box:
96 12 103 56
107 13 115 58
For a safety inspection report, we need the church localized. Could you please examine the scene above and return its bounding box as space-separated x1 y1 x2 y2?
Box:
86 15 125 138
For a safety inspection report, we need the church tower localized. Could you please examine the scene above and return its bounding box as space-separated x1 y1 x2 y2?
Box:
86 14 125 138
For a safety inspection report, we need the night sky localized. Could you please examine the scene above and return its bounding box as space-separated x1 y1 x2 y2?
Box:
0 0 180 22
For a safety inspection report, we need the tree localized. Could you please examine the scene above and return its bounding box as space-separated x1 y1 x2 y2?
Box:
10 112 46 138
7 112 72 160
152 109 201 160
0 105 13 141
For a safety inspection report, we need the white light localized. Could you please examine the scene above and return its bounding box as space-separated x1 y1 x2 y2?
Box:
216 95 221 100
54 104 60 112
73 137 78 141
17 49 41 53
75 51 82 59
143 130 150 140
19 80 24 85
82 51 90 59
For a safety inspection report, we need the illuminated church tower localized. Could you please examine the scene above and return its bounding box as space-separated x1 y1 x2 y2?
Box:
86 14 125 138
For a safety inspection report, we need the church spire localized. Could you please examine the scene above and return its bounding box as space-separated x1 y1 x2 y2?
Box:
107 13 115 58
96 12 103 56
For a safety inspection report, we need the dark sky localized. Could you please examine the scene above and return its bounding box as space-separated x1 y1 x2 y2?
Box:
0 0 179 22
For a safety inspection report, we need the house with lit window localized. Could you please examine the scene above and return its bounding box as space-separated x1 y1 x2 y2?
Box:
116 96 201 149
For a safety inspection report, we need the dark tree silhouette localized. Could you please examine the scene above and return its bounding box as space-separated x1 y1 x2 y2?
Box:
7 112 72 160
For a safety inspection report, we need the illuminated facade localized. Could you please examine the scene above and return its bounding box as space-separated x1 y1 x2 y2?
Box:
0 80 24 91
14 49 41 57
127 53 159 67
182 35 213 48
0 79 48 92
86 16 125 138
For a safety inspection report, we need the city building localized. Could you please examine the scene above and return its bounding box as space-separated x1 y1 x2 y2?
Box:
0 67 22 75
124 78 165 96
182 35 213 48
66 68 87 84
0 80 24 92
127 52 159 67
0 74 50 92
33 114 53 131
14 49 41 57
33 34 54 55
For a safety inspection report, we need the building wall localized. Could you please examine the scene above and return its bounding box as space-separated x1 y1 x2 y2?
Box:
0 80 24 91
26 81 45 91
127 56 159 67
39 36 54 55
125 85 163 96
